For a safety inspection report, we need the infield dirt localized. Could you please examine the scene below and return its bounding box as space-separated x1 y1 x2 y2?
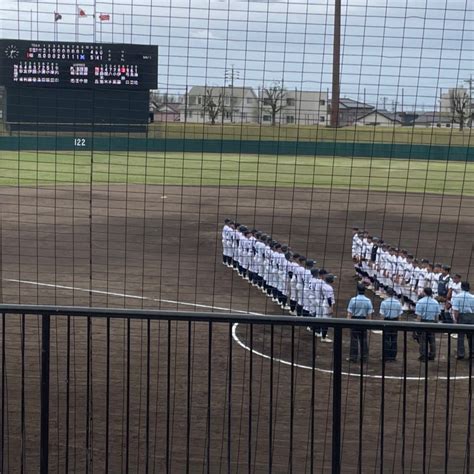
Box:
0 184 472 472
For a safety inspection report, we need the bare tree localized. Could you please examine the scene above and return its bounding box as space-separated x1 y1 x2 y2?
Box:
449 89 471 130
261 82 286 126
202 88 224 125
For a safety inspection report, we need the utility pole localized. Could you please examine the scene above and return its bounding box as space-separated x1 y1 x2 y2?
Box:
294 87 298 124
330 0 341 127
464 74 473 122
225 65 240 123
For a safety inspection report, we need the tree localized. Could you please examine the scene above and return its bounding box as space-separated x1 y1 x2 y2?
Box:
449 88 471 130
202 88 223 125
261 82 286 126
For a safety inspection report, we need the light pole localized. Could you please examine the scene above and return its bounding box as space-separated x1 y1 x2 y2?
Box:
225 65 240 123
330 0 341 127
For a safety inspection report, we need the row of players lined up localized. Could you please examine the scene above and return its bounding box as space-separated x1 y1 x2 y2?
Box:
352 227 462 321
221 219 336 342
351 228 474 362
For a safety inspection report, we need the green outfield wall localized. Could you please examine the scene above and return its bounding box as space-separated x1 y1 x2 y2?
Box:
0 136 472 161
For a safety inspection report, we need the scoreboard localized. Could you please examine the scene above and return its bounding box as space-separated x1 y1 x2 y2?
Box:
0 39 157 90
0 39 158 130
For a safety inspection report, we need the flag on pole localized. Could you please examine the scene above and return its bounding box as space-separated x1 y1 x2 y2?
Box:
99 13 110 21
77 7 87 18
54 12 62 22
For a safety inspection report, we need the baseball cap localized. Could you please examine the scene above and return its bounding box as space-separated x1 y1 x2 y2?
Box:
325 274 336 284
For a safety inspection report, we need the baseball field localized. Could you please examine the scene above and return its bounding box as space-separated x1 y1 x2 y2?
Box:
0 150 473 472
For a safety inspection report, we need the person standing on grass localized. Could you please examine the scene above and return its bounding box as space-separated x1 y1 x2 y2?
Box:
452 282 474 360
415 287 440 362
347 283 374 362
379 287 403 361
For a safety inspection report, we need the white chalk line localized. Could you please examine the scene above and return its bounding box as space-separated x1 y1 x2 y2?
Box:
5 278 263 315
232 323 471 381
5 279 471 381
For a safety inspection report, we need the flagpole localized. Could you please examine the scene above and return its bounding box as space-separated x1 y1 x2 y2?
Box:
30 10 33 40
75 2 79 41
93 0 97 43
36 0 39 40
54 0 58 41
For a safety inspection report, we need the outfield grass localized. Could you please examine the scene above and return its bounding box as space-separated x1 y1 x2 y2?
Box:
2 122 473 146
151 123 474 147
0 151 472 195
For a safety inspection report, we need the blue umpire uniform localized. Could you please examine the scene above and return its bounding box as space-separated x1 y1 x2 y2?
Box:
347 285 373 362
415 288 441 361
452 282 474 359
379 290 403 361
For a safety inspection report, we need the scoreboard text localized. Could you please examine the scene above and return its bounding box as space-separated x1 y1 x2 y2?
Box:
0 39 158 90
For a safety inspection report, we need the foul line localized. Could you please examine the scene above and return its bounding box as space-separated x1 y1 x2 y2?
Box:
5 278 263 315
5 279 470 381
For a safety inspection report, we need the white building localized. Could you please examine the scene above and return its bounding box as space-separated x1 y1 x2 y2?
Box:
260 90 328 125
355 109 404 127
180 86 259 124
440 87 471 114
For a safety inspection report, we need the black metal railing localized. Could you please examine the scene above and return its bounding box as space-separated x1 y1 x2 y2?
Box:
0 305 472 473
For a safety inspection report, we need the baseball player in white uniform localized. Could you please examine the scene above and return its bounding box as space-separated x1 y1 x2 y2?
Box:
232 223 242 271
288 253 301 315
293 256 306 316
320 274 336 342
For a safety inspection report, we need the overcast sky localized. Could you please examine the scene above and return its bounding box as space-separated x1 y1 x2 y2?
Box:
0 0 472 110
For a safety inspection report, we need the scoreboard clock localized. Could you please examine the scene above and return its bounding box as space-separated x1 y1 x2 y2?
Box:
4 44 20 59
0 39 158 90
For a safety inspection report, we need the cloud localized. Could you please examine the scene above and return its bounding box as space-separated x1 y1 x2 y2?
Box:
0 0 471 107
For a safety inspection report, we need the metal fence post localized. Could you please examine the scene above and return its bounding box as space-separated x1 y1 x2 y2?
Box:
332 326 342 474
40 314 50 474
